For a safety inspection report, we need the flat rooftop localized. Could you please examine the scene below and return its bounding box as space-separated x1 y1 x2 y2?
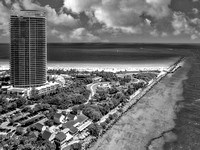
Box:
11 10 46 17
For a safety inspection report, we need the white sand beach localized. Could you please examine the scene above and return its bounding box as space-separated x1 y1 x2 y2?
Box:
0 57 179 72
47 59 178 72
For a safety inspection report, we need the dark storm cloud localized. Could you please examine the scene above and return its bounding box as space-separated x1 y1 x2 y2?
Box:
36 0 63 12
0 0 200 43
170 0 200 16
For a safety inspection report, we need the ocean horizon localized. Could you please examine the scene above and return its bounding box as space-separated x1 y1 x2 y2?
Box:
0 43 187 71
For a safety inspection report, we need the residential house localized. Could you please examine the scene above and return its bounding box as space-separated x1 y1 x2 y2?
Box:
92 76 102 82
54 132 66 149
34 123 46 132
62 128 70 134
62 146 71 150
66 113 76 121
77 120 92 132
42 130 55 142
29 131 39 138
54 132 73 150
54 113 65 124
62 120 77 129
76 114 88 124
69 126 78 135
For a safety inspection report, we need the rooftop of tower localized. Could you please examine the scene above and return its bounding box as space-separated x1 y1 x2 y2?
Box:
11 10 46 18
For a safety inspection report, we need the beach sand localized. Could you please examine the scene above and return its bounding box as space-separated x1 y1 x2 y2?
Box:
0 57 179 72
89 60 190 150
47 62 170 72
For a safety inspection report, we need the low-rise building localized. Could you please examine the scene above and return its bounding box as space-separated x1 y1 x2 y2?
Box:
76 114 88 124
1 86 11 93
6 81 61 98
69 126 78 135
29 131 39 138
77 120 92 132
66 113 76 121
42 130 55 142
92 76 102 82
7 87 28 97
33 82 60 96
34 123 46 132
54 132 73 150
62 128 70 134
62 120 77 129
62 145 71 150
54 132 67 149
54 113 65 124
65 133 73 141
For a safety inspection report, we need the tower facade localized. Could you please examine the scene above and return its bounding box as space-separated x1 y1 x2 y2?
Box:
10 10 47 88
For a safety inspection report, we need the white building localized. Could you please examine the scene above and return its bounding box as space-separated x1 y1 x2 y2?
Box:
33 82 60 96
7 81 61 98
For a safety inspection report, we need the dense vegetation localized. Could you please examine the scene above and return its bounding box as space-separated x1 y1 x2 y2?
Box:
92 71 118 82
132 72 157 82
0 96 26 114
30 79 90 110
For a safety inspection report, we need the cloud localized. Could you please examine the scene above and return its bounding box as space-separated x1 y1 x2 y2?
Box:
1 0 199 42
64 0 99 13
11 2 21 10
70 28 101 42
0 2 9 36
0 0 80 42
4 0 11 5
50 29 69 41
50 28 102 42
191 34 198 40
44 5 78 27
18 0 78 27
190 18 200 25
145 18 152 26
19 0 41 9
145 0 172 18
172 12 200 39
161 32 168 37
64 0 172 34
150 29 159 37
192 8 199 14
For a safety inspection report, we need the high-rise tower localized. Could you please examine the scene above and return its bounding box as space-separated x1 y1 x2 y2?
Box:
10 10 47 88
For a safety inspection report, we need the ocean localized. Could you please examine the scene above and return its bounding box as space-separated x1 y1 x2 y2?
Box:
0 43 186 71
1 43 200 149
164 48 200 150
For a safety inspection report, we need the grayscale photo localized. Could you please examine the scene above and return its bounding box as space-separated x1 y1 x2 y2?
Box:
0 0 200 150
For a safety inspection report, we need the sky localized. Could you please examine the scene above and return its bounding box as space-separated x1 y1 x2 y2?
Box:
0 0 200 43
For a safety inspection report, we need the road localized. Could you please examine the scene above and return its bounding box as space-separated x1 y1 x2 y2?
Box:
86 82 110 102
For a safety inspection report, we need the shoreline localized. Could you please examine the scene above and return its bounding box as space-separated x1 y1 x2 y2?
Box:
0 64 169 73
88 57 188 150
0 58 180 72
163 55 200 149
147 58 190 150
